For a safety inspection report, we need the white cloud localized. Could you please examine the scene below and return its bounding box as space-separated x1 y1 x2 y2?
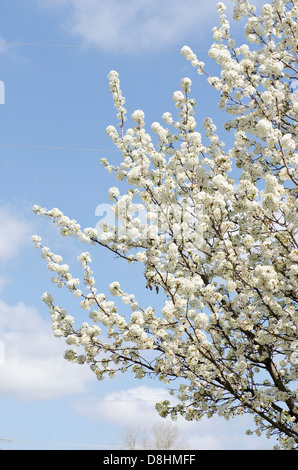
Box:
75 385 170 427
37 0 233 50
74 385 276 449
0 277 9 292
0 299 95 399
0 206 31 260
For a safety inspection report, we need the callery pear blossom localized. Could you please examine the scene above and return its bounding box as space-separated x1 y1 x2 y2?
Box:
32 0 298 450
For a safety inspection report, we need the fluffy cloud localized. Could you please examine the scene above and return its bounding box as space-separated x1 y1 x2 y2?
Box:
0 203 96 399
0 299 95 399
74 384 274 449
37 0 233 50
75 385 170 427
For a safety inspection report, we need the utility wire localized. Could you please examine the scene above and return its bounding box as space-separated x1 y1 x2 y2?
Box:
0 143 118 152
0 396 163 402
6 42 209 53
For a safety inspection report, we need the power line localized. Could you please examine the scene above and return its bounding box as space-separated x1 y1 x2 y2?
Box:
6 42 209 53
0 143 118 152
0 396 163 402
0 436 120 449
0 393 167 404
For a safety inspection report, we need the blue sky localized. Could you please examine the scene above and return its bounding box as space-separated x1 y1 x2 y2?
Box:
0 0 278 450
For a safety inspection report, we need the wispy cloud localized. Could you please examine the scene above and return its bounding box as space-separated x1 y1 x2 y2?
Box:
37 0 233 50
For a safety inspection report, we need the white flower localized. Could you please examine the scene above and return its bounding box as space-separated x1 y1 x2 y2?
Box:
243 235 254 249
227 280 237 293
181 45 194 60
180 77 192 93
41 292 53 305
108 70 119 81
109 281 122 296
173 91 184 103
193 312 208 329
162 112 174 125
77 252 92 264
131 109 145 122
31 234 42 247
217 2 226 14
255 118 273 138
66 278 80 290
84 227 99 239
106 125 118 139
135 251 147 262
52 254 63 264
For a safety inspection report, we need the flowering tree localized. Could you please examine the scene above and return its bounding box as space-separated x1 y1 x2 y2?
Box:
31 0 298 449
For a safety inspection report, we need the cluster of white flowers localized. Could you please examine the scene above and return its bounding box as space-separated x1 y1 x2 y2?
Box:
108 70 127 123
108 186 120 202
131 109 145 125
181 46 205 74
32 0 298 450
